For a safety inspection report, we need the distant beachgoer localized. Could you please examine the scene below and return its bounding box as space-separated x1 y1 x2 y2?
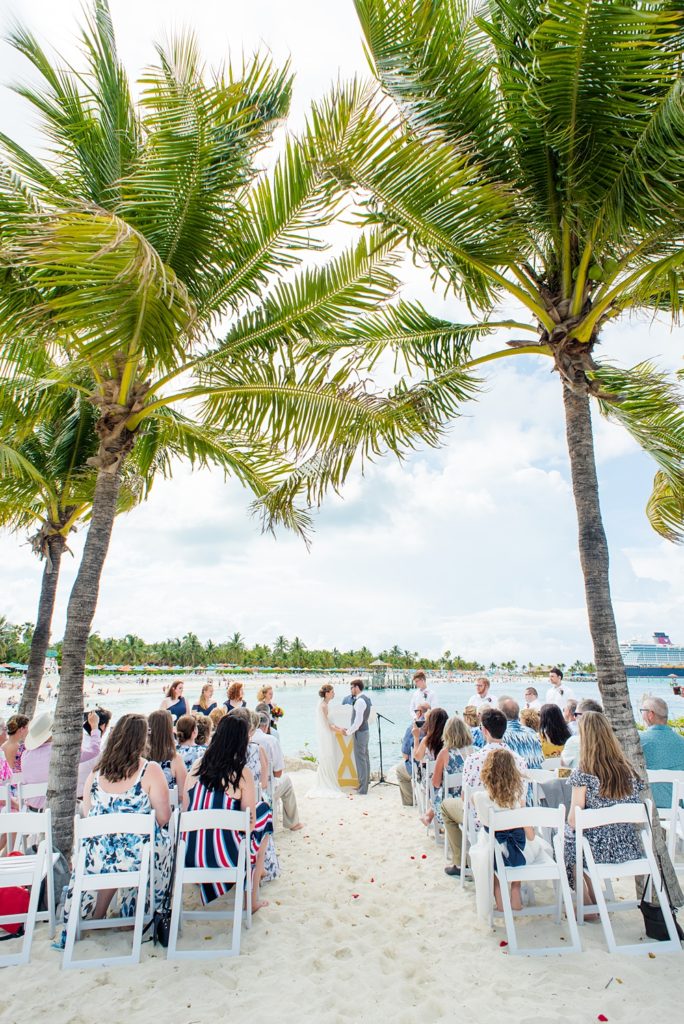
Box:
147 709 187 795
409 670 436 715
224 681 247 712
545 667 575 709
192 682 217 717
1 714 29 772
466 677 495 710
539 704 571 758
160 680 187 722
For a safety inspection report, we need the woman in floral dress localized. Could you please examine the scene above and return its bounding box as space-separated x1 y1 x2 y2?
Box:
564 711 645 899
59 714 172 940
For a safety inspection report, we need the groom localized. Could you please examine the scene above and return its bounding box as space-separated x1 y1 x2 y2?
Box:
345 679 372 794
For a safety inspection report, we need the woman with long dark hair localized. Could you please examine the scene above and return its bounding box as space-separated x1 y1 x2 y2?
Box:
412 707 449 763
182 715 273 912
539 703 571 758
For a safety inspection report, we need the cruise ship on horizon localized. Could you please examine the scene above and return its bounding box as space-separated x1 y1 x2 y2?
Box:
620 632 684 678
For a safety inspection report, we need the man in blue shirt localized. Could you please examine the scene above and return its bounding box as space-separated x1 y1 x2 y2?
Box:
640 696 684 808
500 697 544 769
395 702 429 806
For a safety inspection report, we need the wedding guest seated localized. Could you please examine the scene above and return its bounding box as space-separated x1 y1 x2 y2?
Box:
395 702 430 807
147 709 187 796
424 715 473 828
176 714 205 772
253 704 304 831
499 698 543 770
209 706 227 732
183 715 273 913
560 698 602 769
474 748 538 911
160 680 187 722
22 711 102 808
441 708 527 877
1 714 29 772
639 696 684 808
412 707 448 769
524 687 541 711
462 706 485 748
564 699 579 735
539 703 571 758
57 713 171 944
520 707 540 732
192 682 217 717
194 714 213 748
564 711 644 907
224 681 247 712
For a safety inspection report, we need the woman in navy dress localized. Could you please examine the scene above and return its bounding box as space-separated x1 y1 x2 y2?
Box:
183 715 273 912
192 682 217 717
224 681 247 712
160 680 187 722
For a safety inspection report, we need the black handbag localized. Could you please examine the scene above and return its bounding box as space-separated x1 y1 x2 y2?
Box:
151 823 179 948
639 810 684 943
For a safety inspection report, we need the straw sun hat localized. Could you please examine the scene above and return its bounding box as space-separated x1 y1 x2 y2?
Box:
24 711 55 751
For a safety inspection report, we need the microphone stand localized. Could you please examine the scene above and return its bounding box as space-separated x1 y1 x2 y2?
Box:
372 711 397 787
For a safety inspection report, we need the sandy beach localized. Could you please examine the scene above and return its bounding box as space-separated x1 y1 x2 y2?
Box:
1 768 680 1024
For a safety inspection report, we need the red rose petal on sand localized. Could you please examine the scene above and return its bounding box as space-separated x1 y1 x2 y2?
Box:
352 894 360 899
410 856 416 860
598 1016 608 1022
499 941 508 947
421 854 427 859
370 877 375 883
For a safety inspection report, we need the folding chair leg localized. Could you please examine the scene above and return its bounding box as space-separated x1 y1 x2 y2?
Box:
167 841 186 958
495 848 519 955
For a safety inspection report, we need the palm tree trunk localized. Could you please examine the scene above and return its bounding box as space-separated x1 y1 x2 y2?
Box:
562 383 683 904
19 534 65 719
47 467 122 865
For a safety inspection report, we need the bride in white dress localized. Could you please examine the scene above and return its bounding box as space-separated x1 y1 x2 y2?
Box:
307 684 345 798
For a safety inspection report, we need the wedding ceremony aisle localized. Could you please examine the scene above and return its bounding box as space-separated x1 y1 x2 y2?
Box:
4 770 680 1024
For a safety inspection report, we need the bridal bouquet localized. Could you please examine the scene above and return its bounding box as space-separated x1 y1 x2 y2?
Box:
270 704 285 721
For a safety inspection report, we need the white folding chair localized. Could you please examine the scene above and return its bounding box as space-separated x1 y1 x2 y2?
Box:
441 771 462 858
62 810 156 969
526 769 557 807
167 807 251 960
17 782 48 811
575 802 682 954
0 808 57 965
647 770 684 869
487 805 582 955
459 785 480 888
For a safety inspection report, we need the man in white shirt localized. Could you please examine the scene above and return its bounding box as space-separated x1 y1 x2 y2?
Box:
254 705 303 830
466 676 495 710
545 667 575 708
409 670 436 716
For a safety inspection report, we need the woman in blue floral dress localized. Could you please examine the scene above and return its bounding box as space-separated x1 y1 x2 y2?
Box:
423 716 472 828
59 714 172 938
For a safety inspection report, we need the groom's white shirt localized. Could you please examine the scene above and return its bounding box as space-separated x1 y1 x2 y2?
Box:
347 694 370 734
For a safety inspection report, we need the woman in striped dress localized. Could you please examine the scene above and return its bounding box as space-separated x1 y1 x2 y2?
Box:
183 715 273 912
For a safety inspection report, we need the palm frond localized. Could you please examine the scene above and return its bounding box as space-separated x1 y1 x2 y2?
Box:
645 470 684 543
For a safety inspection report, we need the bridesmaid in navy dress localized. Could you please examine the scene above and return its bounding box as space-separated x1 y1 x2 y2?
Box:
160 680 187 723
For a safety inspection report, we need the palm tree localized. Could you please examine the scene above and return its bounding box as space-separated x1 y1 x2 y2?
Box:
321 0 684 891
0 2 461 862
272 636 289 665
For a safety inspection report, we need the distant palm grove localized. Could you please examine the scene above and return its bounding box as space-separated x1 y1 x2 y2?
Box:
0 616 597 674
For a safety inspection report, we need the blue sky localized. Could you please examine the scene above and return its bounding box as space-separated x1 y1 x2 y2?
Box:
1 0 683 663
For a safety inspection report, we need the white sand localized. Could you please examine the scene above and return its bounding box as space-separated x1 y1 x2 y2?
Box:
1 769 681 1023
